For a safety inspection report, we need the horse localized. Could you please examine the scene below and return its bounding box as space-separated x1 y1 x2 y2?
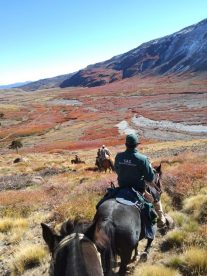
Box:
86 166 163 275
96 158 114 172
41 219 104 276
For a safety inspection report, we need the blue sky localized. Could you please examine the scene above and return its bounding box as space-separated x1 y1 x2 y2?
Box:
0 0 207 85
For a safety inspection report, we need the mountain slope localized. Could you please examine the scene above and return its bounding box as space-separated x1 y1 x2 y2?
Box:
0 81 31 90
19 73 74 91
60 18 207 88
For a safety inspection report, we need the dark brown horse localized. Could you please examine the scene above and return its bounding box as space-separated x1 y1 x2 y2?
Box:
86 166 163 275
41 220 104 276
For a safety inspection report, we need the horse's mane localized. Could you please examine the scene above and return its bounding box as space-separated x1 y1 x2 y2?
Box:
60 217 92 237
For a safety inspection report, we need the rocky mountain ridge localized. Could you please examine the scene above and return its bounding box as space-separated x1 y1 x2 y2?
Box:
20 18 207 90
60 18 207 88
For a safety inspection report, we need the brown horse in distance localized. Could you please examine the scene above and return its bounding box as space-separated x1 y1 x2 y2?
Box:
96 158 114 173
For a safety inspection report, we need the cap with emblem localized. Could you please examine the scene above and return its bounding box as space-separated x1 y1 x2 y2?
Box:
125 133 139 146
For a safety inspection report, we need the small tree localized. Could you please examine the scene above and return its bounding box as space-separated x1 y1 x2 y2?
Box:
8 140 23 154
0 112 4 118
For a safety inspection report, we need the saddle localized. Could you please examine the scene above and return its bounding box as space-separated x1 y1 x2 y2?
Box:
116 188 144 208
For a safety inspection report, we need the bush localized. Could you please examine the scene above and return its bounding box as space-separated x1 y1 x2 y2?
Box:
0 217 28 233
168 211 188 227
161 230 188 251
137 264 181 276
183 194 207 222
166 255 183 269
11 244 47 274
183 247 207 275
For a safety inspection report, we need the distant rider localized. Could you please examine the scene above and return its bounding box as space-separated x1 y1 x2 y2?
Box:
100 145 111 161
75 155 81 163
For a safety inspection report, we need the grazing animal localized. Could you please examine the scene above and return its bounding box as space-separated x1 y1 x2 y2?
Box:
41 221 103 276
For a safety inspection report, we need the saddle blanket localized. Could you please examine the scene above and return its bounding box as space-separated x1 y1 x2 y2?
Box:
115 187 144 207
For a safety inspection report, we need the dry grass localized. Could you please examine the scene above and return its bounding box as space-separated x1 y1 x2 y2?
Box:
162 152 207 209
53 192 100 222
168 211 188 227
135 264 181 276
167 247 207 275
162 229 188 249
182 219 199 232
183 194 207 222
183 247 207 273
0 217 28 233
11 244 47 275
144 139 207 154
166 255 183 269
0 217 28 244
161 192 173 213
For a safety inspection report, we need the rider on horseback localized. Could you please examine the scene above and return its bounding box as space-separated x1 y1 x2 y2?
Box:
75 155 81 163
100 145 111 161
96 145 114 171
115 134 154 194
114 133 166 228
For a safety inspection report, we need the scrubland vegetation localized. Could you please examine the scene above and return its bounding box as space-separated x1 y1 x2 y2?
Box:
0 78 206 275
0 139 206 275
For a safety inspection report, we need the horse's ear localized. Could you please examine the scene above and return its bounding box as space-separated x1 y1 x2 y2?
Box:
156 163 162 173
41 223 61 253
60 220 74 236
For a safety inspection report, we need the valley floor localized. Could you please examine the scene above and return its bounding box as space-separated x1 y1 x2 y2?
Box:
0 76 206 275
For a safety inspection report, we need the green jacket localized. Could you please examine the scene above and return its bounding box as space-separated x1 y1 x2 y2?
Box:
114 148 154 192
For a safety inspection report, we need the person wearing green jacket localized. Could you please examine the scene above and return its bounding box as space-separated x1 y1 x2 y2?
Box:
115 133 154 193
115 133 166 228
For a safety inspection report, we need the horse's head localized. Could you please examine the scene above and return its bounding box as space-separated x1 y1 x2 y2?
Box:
41 217 92 253
153 163 162 191
41 221 103 276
